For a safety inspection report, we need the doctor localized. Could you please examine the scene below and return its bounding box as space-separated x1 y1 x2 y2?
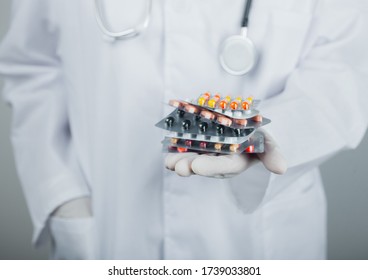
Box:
0 0 367 259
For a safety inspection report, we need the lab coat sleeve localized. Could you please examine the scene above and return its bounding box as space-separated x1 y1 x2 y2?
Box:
0 0 90 246
259 1 368 177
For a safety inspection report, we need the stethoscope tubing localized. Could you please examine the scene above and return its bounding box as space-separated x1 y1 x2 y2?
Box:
94 0 153 39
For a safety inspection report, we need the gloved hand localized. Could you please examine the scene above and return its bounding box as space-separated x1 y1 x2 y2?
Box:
165 129 287 178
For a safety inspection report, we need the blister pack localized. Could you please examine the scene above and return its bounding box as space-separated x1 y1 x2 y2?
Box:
162 131 264 154
155 109 255 139
168 99 268 129
156 92 270 155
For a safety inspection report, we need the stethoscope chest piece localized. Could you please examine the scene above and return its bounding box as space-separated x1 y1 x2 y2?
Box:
219 34 257 76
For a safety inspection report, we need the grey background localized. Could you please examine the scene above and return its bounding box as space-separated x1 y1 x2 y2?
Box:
0 1 367 260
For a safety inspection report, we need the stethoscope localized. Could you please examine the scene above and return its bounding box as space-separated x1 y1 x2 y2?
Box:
94 0 256 76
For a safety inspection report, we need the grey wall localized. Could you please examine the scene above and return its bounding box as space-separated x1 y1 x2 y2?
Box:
0 0 367 260
0 0 48 259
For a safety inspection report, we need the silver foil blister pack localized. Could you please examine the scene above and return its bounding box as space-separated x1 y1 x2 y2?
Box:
155 109 256 140
162 131 264 154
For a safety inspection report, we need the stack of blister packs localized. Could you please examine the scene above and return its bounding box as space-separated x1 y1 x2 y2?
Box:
156 93 270 155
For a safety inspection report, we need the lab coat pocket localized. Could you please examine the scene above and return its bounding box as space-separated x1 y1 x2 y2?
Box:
49 216 97 260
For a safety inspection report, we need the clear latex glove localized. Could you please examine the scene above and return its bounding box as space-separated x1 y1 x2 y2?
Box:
51 197 92 218
165 129 287 178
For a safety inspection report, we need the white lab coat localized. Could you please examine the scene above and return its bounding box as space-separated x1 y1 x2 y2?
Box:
0 0 367 259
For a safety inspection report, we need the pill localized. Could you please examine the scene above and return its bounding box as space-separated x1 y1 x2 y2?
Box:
230 144 240 152
184 104 199 114
198 122 208 132
219 100 228 110
214 143 223 151
242 101 250 110
234 119 248 126
177 147 188 153
230 100 240 110
245 145 255 153
165 117 175 127
225 95 231 102
213 94 221 102
246 96 253 104
171 138 179 144
198 92 211 106
182 120 191 130
200 110 216 120
198 97 206 106
177 110 185 118
216 125 225 135
169 100 182 108
235 96 242 102
185 140 192 147
207 99 217 108
217 116 232 127
203 92 211 99
252 115 263 122
199 142 207 149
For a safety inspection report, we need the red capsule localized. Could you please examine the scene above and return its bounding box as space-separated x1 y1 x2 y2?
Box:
242 101 250 110
184 104 199 114
177 147 188 153
219 100 228 110
252 115 263 122
234 119 248 126
245 145 255 153
185 140 192 147
200 110 216 120
213 93 221 101
203 92 211 99
217 116 232 127
199 142 207 149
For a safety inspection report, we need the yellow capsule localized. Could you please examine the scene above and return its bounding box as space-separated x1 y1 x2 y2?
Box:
214 143 223 151
208 99 217 108
225 95 231 102
230 144 240 153
198 97 206 106
246 97 253 104
235 96 242 102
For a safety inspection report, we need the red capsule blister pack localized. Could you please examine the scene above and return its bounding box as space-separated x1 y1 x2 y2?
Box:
156 93 271 155
162 131 264 154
